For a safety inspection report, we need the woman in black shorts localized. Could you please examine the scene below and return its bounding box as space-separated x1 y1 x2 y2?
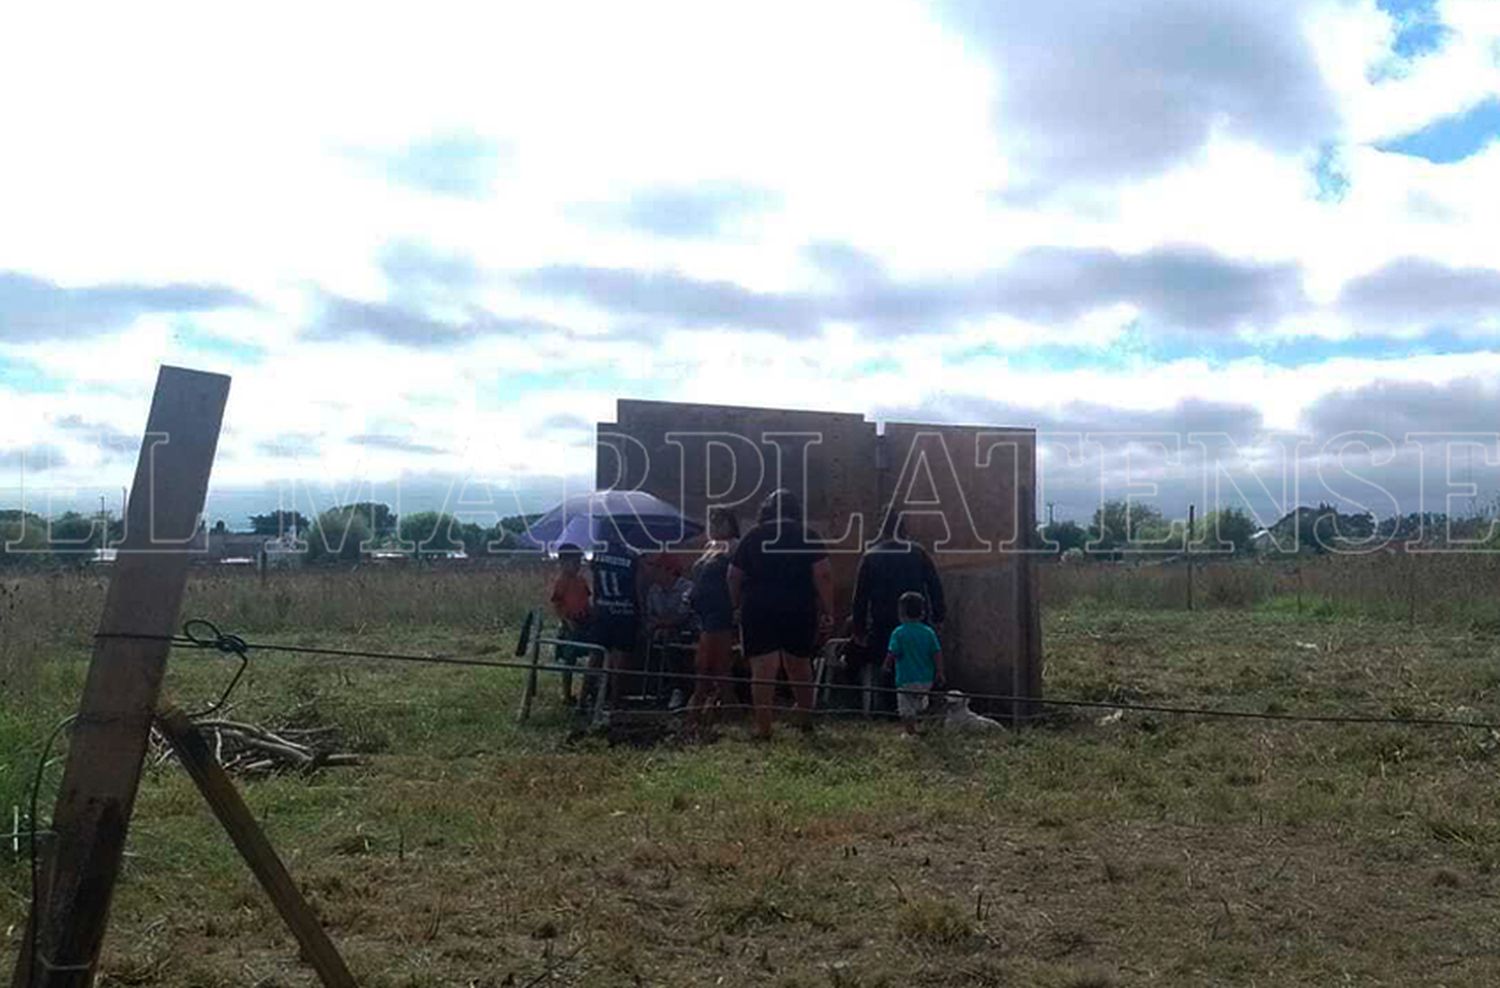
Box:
685 507 740 734
728 489 834 740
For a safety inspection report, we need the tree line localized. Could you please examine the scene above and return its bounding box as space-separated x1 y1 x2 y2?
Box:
1040 500 1500 558
291 502 541 563
0 503 543 567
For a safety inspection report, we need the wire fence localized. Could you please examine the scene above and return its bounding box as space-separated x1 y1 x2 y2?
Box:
93 621 1500 734
16 616 1499 979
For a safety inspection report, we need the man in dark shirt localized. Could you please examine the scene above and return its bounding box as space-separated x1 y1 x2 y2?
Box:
729 489 834 739
850 515 946 704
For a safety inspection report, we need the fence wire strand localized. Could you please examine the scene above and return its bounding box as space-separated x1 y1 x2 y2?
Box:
93 622 1500 733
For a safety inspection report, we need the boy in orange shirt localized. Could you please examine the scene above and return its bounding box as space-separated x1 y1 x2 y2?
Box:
548 544 591 704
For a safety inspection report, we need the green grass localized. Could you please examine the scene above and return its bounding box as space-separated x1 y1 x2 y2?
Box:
3 572 1500 985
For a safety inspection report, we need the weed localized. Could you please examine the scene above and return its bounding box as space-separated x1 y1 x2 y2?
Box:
895 897 975 947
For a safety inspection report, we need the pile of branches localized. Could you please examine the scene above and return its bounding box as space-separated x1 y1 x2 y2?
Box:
150 718 359 776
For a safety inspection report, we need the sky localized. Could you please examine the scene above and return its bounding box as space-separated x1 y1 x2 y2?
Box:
3 0 1500 529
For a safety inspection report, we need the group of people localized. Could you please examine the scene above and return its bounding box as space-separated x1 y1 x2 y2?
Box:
547 489 947 739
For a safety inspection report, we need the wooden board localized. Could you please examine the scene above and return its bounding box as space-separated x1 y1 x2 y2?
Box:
16 366 230 988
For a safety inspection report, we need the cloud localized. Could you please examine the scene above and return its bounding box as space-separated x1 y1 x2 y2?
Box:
880 394 1266 444
52 414 132 443
902 246 1305 333
0 443 66 472
1300 376 1500 437
256 433 322 459
518 245 1305 339
349 433 447 456
0 271 253 342
378 241 483 296
303 293 561 346
538 412 593 433
575 182 778 239
50 414 135 458
937 0 1339 189
877 383 1500 526
804 243 888 288
517 265 820 335
1336 257 1500 330
358 132 506 199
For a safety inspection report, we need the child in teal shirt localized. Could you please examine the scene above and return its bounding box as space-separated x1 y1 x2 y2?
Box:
883 591 944 735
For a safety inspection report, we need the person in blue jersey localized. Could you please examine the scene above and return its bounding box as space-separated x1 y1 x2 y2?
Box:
589 535 640 704
883 591 944 736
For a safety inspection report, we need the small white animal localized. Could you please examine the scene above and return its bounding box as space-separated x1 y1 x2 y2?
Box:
942 691 1003 731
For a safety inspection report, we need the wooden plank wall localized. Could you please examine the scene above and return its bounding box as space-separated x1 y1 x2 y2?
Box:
597 400 1041 708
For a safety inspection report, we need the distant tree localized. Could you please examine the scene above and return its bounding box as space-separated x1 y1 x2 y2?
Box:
305 509 372 563
1304 503 1375 552
1199 507 1257 555
455 521 492 556
486 521 530 552
1088 500 1166 555
329 502 397 538
1041 519 1088 555
1265 503 1381 554
499 512 543 535
48 512 107 562
398 511 464 554
249 510 310 536
0 509 48 565
212 519 227 535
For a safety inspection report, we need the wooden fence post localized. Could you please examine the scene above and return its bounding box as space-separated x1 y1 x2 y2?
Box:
519 609 542 723
1186 504 1195 613
14 366 229 988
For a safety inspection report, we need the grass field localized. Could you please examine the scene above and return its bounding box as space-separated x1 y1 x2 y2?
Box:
4 566 1500 985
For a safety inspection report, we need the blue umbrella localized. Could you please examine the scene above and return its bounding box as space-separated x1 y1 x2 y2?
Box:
521 490 702 551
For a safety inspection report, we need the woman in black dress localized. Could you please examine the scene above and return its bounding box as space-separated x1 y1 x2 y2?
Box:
728 489 834 740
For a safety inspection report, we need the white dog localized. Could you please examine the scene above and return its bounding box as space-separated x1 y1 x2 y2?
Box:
942 691 1003 731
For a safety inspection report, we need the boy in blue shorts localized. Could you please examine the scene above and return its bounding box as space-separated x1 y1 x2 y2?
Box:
883 591 944 736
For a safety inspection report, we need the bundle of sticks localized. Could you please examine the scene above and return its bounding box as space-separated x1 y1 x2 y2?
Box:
150 717 359 776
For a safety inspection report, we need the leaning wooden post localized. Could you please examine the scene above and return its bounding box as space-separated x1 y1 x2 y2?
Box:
154 708 356 988
14 366 229 988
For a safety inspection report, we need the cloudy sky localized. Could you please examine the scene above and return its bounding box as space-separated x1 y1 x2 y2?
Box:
3 0 1500 527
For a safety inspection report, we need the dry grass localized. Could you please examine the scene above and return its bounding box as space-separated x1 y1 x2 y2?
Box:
3 568 1500 985
1041 552 1500 626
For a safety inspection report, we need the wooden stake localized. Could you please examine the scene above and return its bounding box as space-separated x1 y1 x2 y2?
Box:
15 367 229 988
519 609 542 722
1186 504 1195 613
153 708 356 988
